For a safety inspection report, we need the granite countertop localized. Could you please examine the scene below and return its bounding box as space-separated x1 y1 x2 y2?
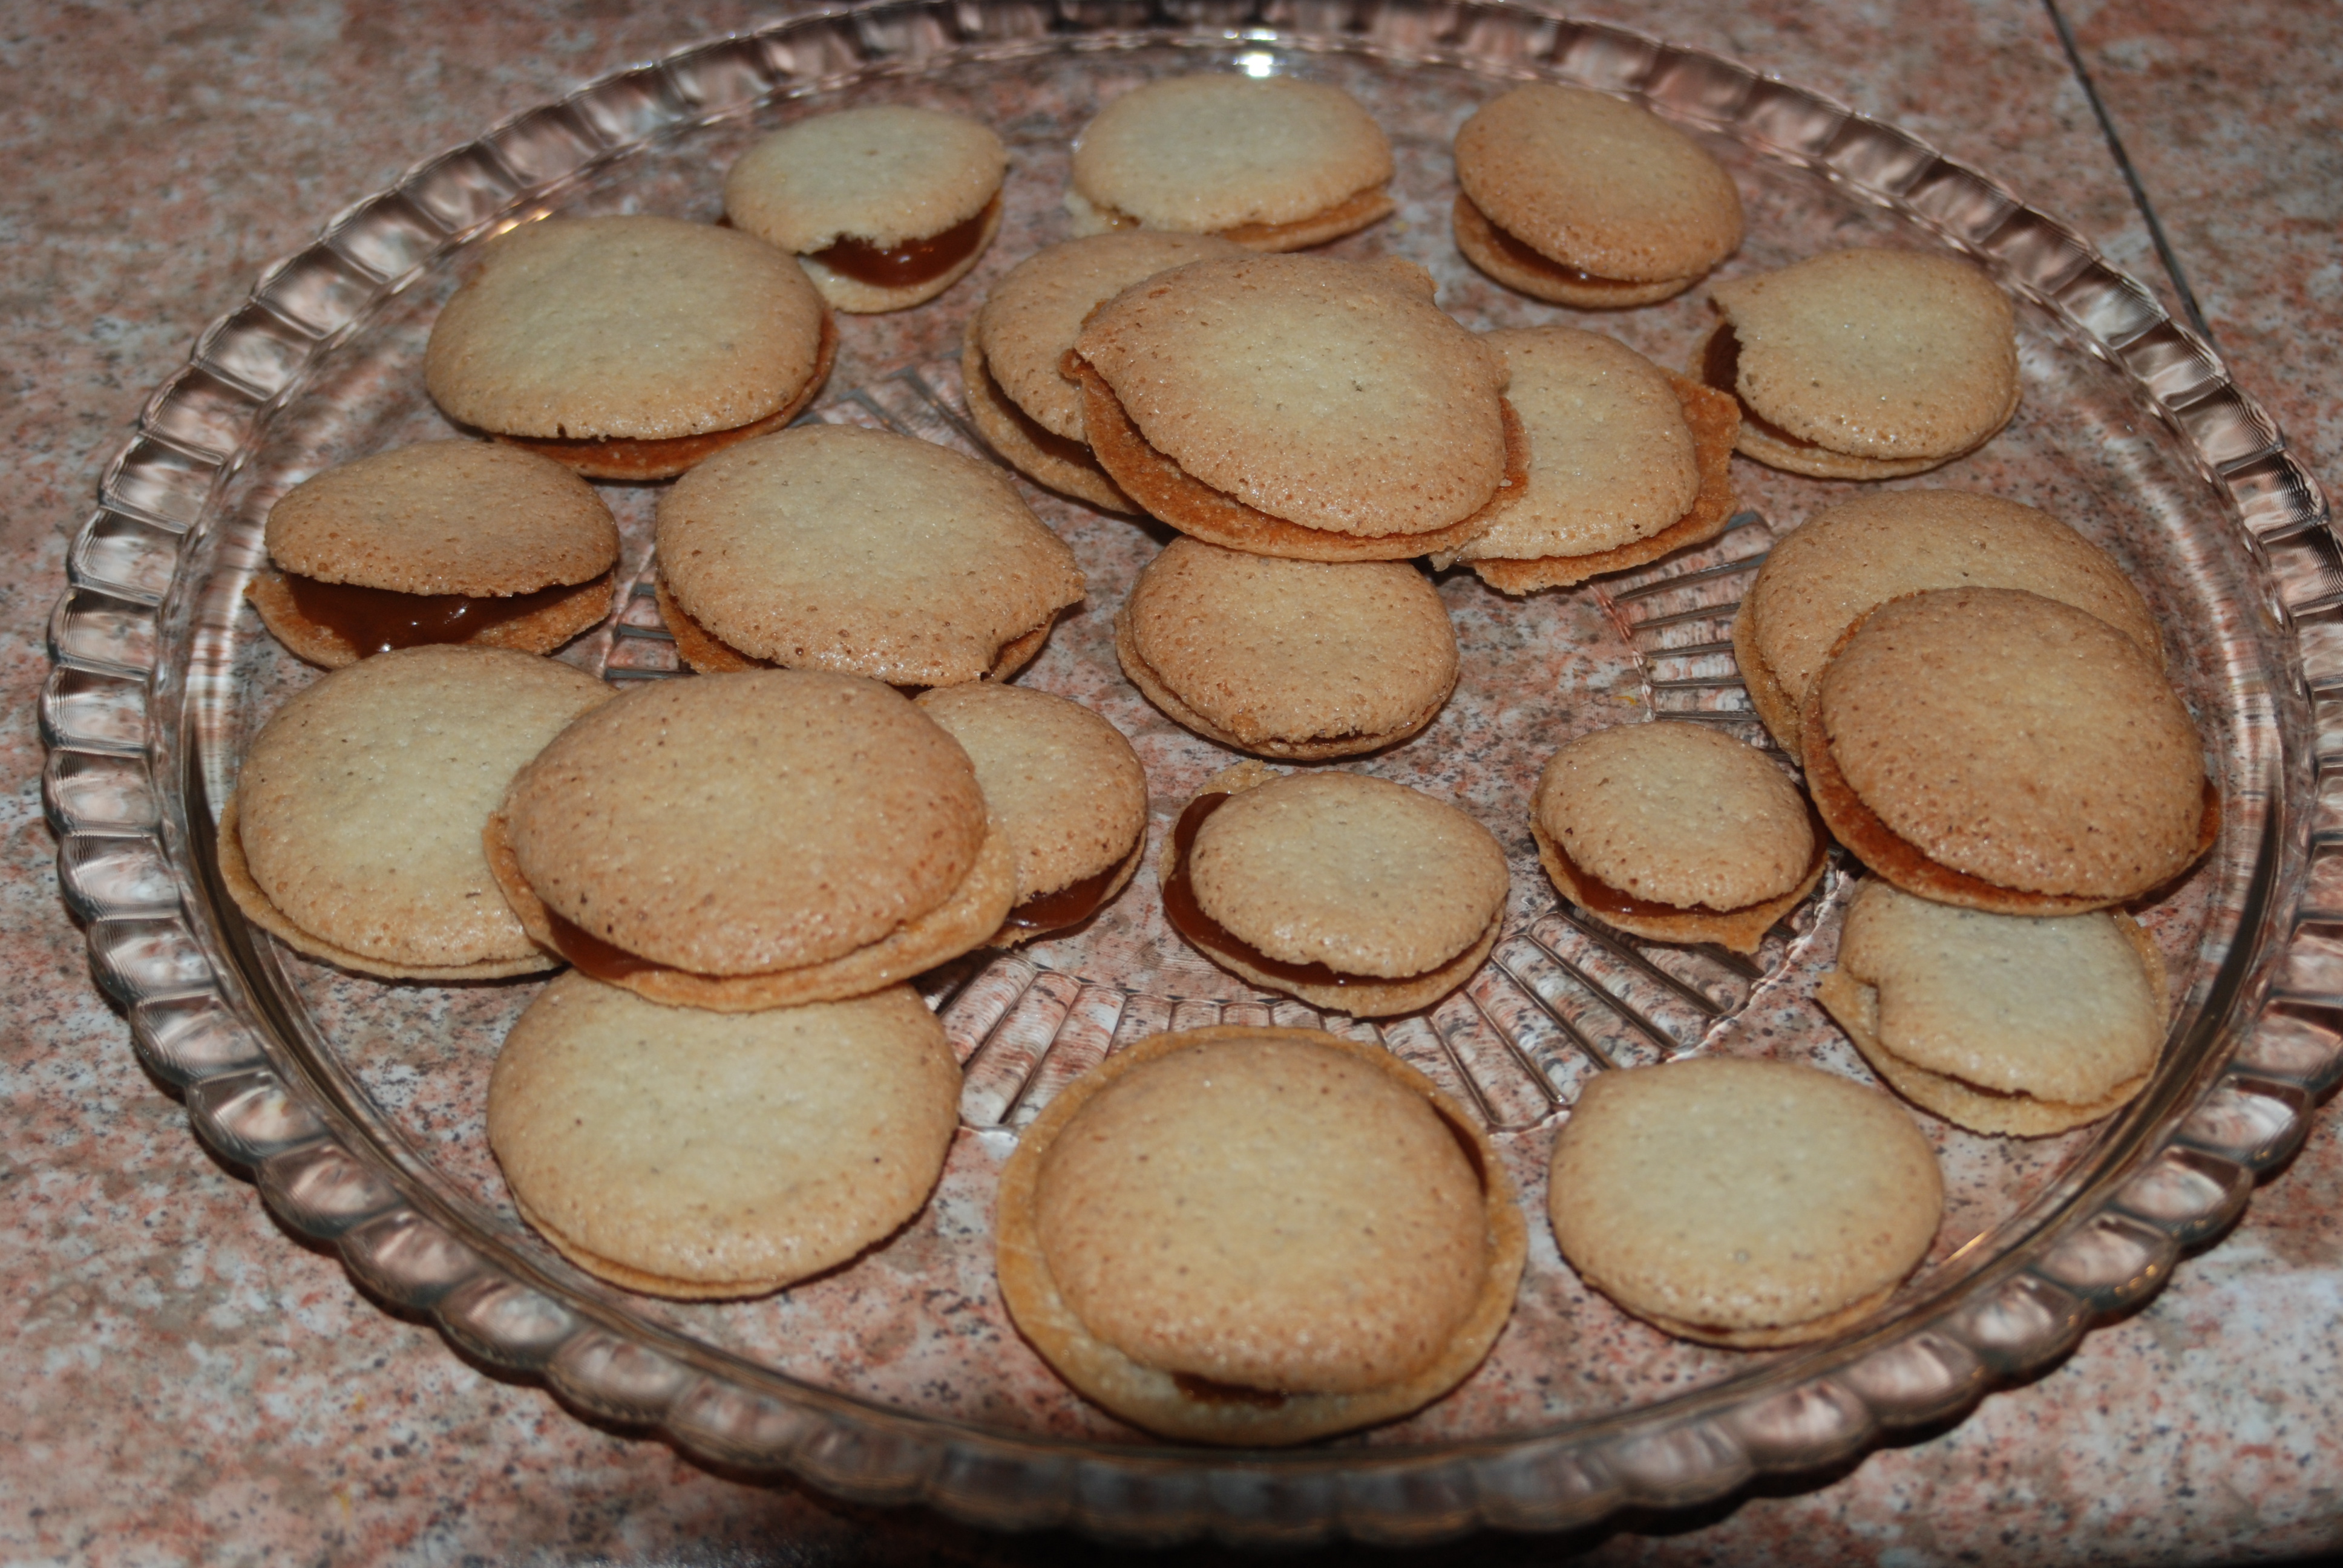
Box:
5 2 2339 1563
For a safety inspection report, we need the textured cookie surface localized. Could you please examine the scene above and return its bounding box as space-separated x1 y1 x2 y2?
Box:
489 975 960 1297
1548 1057 1943 1344
724 105 1007 253
1118 538 1458 756
424 216 830 441
227 646 614 974
654 425 1084 686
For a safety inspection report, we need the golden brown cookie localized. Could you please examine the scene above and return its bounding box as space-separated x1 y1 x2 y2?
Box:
424 215 836 481
723 105 1008 313
1697 249 2019 478
220 645 615 979
995 1025 1525 1443
1116 538 1458 758
1530 720 1824 953
1452 84 1743 307
489 974 960 1298
651 425 1084 687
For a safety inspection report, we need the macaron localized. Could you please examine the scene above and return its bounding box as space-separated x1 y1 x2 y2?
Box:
1818 878 2168 1136
652 424 1085 687
1529 720 1824 954
1732 489 2163 759
1548 1057 1944 1347
1158 768 1510 1018
913 682 1150 946
1439 327 1739 593
1696 249 2020 478
723 105 1008 313
219 645 615 979
488 974 961 1299
1453 83 1743 308
1802 587 2216 915
1116 538 1459 758
962 231 1244 511
247 441 621 668
1066 75 1395 251
1073 253 1524 560
424 215 836 481
995 1025 1525 1443
484 669 1015 1010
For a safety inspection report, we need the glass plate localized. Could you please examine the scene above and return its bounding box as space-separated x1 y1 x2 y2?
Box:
41 1 2343 1546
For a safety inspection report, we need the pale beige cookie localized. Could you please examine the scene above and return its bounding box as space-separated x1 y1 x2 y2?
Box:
652 425 1084 687
1530 720 1823 954
1452 84 1742 307
220 645 614 979
914 682 1150 945
488 669 1014 1010
1697 249 2020 478
1116 538 1458 758
723 105 1008 313
962 316 1135 512
1158 770 1509 1017
995 1025 1526 1443
489 975 960 1299
1075 253 1523 558
1731 489 2162 758
424 215 836 480
1804 587 2216 915
249 440 620 668
1548 1057 1944 1347
1067 76 1395 251
1817 879 2167 1137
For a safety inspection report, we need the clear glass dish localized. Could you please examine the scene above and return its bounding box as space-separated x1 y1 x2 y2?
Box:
41 1 2343 1546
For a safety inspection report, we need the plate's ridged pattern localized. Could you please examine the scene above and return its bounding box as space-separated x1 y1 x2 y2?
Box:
41 1 2342 1544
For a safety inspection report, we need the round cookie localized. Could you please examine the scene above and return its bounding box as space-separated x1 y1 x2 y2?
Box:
1697 249 2019 479
485 669 1015 1010
1530 720 1823 954
424 215 836 481
1441 327 1741 592
995 1025 1526 1444
1073 253 1525 560
652 425 1085 687
1548 1057 1944 1347
1731 489 2163 759
489 975 961 1299
1159 769 1510 1017
249 440 620 668
723 105 1008 313
1817 878 2168 1137
1116 538 1458 758
913 683 1150 945
1803 587 2216 915
220 645 615 979
1453 84 1743 307
1067 75 1395 251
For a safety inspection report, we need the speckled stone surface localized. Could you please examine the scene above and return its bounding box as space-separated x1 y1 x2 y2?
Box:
6 3 2341 1564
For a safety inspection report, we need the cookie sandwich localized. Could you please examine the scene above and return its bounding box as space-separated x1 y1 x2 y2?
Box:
1452 83 1743 308
653 425 1084 686
1159 768 1509 1018
1697 249 2019 478
490 975 960 1298
1072 253 1525 561
1116 538 1459 758
424 215 836 481
1530 720 1824 954
724 105 1008 313
220 645 614 979
248 441 621 668
485 669 1015 1010
1066 75 1394 251
996 1025 1525 1443
1818 879 2168 1136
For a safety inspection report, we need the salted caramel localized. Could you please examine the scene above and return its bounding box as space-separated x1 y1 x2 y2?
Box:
283 572 611 657
810 197 999 289
540 906 661 984
1000 859 1126 937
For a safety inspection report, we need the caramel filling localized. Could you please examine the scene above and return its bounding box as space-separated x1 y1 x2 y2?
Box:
810 196 998 288
1550 814 1827 920
1001 859 1127 936
283 572 606 656
542 907 663 984
1171 1374 1288 1410
1700 324 1830 453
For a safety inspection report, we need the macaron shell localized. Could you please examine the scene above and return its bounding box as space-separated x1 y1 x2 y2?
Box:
1452 192 1702 308
723 104 1008 253
960 318 1139 512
